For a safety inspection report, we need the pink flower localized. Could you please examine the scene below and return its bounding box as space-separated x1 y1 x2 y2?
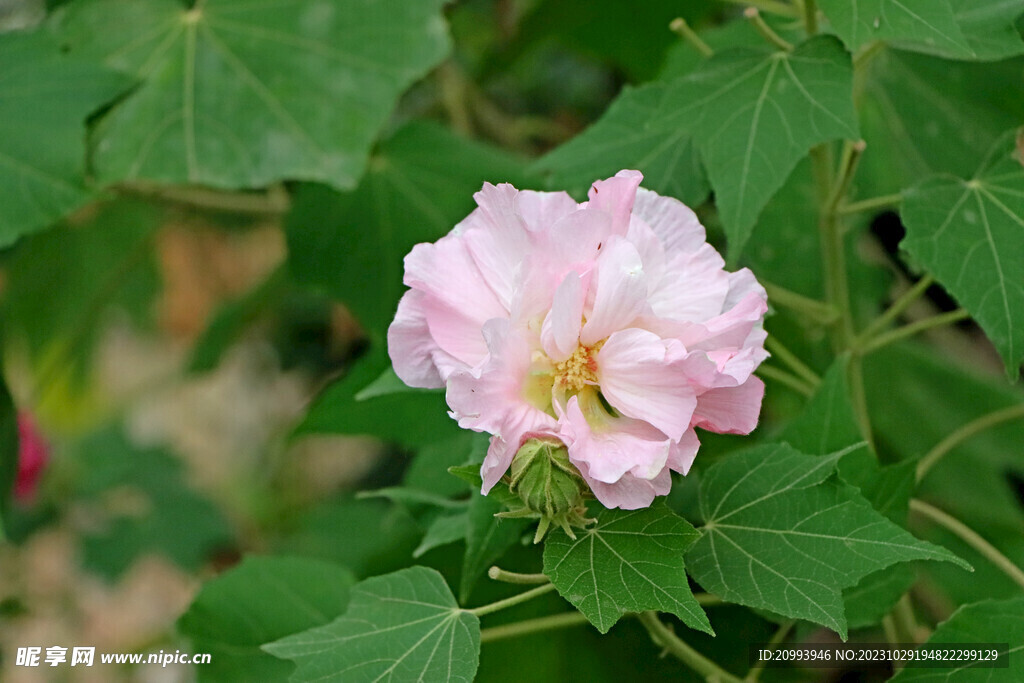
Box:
388 170 768 509
16 413 48 502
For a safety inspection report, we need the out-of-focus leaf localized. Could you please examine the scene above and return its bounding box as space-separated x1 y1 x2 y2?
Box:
0 370 18 537
889 597 1024 680
543 501 711 635
841 564 917 630
818 0 972 56
779 356 863 454
0 30 130 245
686 443 969 638
901 132 1024 379
51 0 450 190
287 121 535 339
178 556 355 683
264 566 480 683
460 494 530 603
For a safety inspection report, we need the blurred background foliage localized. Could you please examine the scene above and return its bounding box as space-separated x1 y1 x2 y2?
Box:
0 0 1022 680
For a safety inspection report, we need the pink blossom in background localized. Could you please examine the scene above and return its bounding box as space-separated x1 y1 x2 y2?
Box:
388 170 768 509
15 413 48 502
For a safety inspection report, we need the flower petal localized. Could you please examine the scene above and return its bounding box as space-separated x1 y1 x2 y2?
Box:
584 466 672 510
541 271 585 362
404 234 508 325
587 170 643 235
462 183 532 310
516 189 580 233
692 377 765 434
631 187 706 256
388 290 451 388
668 429 701 475
597 328 697 441
580 237 648 345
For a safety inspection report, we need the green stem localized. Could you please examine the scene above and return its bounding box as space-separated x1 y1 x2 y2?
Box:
856 275 935 347
487 566 550 585
893 594 919 645
469 583 557 618
762 281 839 324
745 620 794 682
756 365 815 397
118 180 289 214
838 193 903 216
765 336 821 388
916 403 1024 481
909 499 1024 591
638 611 744 683
803 0 818 34
670 17 713 57
848 354 874 450
717 0 799 17
695 593 724 606
744 7 793 51
479 612 590 643
858 309 970 355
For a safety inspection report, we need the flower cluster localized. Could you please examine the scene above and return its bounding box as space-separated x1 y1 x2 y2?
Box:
388 170 767 509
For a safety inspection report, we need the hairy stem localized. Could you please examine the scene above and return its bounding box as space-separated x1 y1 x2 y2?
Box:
762 281 840 324
765 336 821 388
479 612 590 643
858 310 969 355
909 499 1024 591
638 612 744 683
487 566 550 585
838 192 903 215
916 403 1024 481
468 583 557 618
856 275 935 346
756 365 815 397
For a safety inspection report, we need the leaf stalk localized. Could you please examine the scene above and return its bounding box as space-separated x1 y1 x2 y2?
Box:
916 403 1024 481
638 611 744 683
744 8 793 51
468 583 557 618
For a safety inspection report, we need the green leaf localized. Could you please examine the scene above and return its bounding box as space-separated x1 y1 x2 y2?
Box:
287 121 535 338
460 494 530 603
818 0 973 57
178 556 355 683
264 566 480 683
531 80 709 206
0 30 131 245
51 0 450 189
0 369 18 538
542 501 711 635
779 356 862 455
901 132 1024 379
686 443 970 638
293 349 461 446
689 36 859 260
842 564 917 630
414 513 467 559
448 465 521 509
404 433 484 500
889 596 1024 681
945 0 1024 61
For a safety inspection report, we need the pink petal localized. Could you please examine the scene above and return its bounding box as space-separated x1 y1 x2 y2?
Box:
541 271 585 362
388 290 450 388
692 377 765 434
420 294 493 369
596 328 697 441
463 184 532 310
559 396 671 484
403 235 508 326
516 190 580 233
587 170 643 235
648 244 730 323
631 187 707 256
584 467 672 510
668 429 701 475
580 237 648 345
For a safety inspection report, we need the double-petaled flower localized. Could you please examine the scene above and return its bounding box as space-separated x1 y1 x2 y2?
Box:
389 170 767 509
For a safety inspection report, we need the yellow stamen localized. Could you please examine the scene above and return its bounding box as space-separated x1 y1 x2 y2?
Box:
553 341 604 391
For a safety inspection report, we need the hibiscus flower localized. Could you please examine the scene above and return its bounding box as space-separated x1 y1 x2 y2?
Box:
389 170 767 510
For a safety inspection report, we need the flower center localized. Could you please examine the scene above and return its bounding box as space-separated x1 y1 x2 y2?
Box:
553 341 603 391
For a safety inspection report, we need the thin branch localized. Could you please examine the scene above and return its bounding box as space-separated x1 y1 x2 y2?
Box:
469 583 557 618
745 7 793 51
670 17 713 57
838 193 903 215
638 611 744 683
717 0 799 17
117 180 289 214
909 499 1024 591
763 281 839 324
488 566 550 585
757 365 814 397
745 620 794 682
479 612 590 643
916 403 1024 481
803 0 819 33
858 309 970 355
856 275 935 347
765 336 821 388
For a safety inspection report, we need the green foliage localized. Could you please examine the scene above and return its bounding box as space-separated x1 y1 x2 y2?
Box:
686 443 969 638
0 31 131 245
51 0 450 190
0 370 18 537
901 133 1024 379
889 596 1024 680
818 0 973 56
778 356 861 453
543 501 711 635
461 494 530 602
178 556 355 682
264 566 480 682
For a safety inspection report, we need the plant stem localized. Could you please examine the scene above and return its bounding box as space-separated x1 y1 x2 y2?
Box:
479 612 590 643
858 309 969 355
745 620 794 682
469 583 557 618
803 0 818 33
765 336 821 388
756 365 815 397
891 594 919 646
916 403 1024 481
762 281 839 324
670 17 713 57
717 0 799 18
695 593 724 606
856 275 935 347
838 193 903 215
744 8 793 51
118 180 289 214
638 612 744 683
488 566 550 585
909 499 1024 591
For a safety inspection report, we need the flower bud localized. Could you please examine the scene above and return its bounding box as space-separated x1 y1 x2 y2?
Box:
506 437 592 542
